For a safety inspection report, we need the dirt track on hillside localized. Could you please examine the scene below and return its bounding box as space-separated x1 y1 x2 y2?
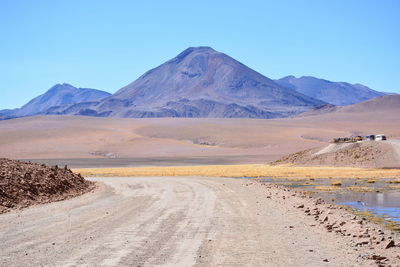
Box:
273 140 400 168
1 177 399 266
388 140 400 161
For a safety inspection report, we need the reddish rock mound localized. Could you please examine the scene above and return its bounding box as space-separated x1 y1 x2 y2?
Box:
0 158 94 213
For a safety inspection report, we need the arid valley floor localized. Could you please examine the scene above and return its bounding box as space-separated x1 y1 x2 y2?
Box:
1 98 399 164
2 1 400 266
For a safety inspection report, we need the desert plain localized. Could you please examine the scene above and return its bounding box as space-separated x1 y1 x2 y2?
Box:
1 97 399 165
1 97 400 266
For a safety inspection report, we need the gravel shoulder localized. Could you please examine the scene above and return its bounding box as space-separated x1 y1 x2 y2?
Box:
0 176 399 266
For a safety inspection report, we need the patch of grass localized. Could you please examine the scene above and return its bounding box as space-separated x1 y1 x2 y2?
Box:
387 184 400 190
315 186 341 191
74 164 400 180
346 186 375 192
342 206 400 232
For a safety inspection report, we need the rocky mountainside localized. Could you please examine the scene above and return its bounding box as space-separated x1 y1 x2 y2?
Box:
0 83 110 120
48 47 326 118
275 76 385 106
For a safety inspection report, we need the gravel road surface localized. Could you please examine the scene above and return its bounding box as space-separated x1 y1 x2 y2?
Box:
0 176 391 266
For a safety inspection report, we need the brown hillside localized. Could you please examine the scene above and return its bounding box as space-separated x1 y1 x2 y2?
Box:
272 141 400 168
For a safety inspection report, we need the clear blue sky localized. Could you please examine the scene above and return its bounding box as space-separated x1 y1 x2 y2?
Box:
1 0 399 109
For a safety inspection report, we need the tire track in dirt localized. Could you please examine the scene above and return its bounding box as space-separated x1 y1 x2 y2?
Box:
1 176 397 266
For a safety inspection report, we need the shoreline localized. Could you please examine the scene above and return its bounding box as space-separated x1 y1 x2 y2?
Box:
255 180 400 265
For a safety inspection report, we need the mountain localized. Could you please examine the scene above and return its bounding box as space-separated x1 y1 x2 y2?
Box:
49 47 325 118
0 83 111 119
339 94 400 113
0 109 14 120
298 94 400 117
275 75 385 106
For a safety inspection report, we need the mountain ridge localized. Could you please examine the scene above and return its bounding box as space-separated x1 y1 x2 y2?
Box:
275 75 385 106
297 94 400 117
1 47 391 120
0 84 111 120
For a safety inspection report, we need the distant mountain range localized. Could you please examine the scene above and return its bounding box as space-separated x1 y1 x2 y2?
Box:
43 47 325 119
275 76 385 106
0 47 390 120
299 94 400 117
0 84 110 120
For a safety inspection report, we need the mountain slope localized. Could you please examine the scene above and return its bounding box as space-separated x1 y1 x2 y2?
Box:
52 47 325 119
275 76 385 106
0 84 110 119
339 94 400 113
299 94 400 117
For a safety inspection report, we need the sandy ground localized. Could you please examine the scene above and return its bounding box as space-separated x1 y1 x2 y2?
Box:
1 111 399 165
1 176 399 266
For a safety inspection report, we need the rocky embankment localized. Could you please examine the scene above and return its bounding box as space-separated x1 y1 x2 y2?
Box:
0 158 94 213
259 181 400 265
272 141 399 168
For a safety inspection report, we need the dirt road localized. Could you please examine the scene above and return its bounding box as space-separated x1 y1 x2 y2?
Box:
0 177 388 266
388 139 400 161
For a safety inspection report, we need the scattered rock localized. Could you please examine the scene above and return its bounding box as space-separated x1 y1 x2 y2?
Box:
0 158 94 213
369 255 387 261
385 240 395 249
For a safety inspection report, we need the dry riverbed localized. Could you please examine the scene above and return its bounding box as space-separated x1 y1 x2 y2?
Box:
1 176 399 266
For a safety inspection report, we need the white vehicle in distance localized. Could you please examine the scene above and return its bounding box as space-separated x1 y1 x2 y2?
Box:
375 134 387 141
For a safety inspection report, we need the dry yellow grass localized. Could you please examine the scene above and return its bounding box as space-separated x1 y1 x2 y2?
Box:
315 186 341 191
387 184 400 190
346 186 376 192
73 164 400 179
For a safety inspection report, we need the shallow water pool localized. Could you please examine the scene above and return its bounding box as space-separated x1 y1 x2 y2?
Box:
259 177 400 229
